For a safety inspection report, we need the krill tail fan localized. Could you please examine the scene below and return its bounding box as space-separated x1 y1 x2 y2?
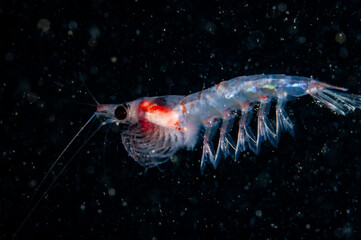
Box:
307 80 361 115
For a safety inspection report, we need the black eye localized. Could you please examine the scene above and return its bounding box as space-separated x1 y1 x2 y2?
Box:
114 105 127 120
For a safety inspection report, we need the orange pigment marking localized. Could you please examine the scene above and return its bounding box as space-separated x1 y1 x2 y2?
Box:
181 104 187 113
216 82 223 90
261 95 267 100
140 101 172 114
139 100 179 128
96 104 104 112
148 105 171 113
198 90 203 100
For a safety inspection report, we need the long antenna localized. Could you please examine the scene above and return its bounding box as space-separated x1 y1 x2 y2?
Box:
13 117 115 238
28 114 96 205
79 73 100 105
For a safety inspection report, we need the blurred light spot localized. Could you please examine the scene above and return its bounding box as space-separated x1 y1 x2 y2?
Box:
108 188 116 196
49 115 55 122
88 38 97 47
26 92 40 104
335 32 346 44
89 25 100 38
29 180 37 187
5 52 14 62
170 155 178 163
80 204 86 211
68 20 78 30
278 2 287 12
110 56 117 63
339 47 349 58
298 36 306 44
37 19 51 32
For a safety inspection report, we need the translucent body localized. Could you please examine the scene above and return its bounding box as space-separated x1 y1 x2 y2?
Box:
96 74 361 172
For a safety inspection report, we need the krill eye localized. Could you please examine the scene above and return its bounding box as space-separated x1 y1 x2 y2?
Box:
114 105 127 120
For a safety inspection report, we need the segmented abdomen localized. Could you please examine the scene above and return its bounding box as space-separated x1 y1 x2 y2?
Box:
181 74 309 123
178 74 361 172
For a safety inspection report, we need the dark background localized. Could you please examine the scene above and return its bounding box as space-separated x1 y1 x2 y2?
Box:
2 0 361 239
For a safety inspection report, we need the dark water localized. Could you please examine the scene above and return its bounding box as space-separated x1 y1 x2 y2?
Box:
2 1 361 239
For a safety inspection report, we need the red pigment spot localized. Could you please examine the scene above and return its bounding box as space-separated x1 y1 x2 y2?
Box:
261 95 267 100
140 101 152 112
198 90 203 100
148 105 171 113
140 100 171 114
138 119 154 132
223 108 231 117
181 104 187 113
216 82 223 90
138 100 179 130
96 104 104 112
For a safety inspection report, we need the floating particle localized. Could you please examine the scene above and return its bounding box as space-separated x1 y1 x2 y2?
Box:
278 2 287 12
255 210 262 217
26 92 39 104
335 32 346 44
37 19 51 32
88 38 97 47
108 188 116 196
68 20 78 30
89 25 100 38
298 36 306 44
110 56 117 63
339 47 349 58
5 52 14 62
